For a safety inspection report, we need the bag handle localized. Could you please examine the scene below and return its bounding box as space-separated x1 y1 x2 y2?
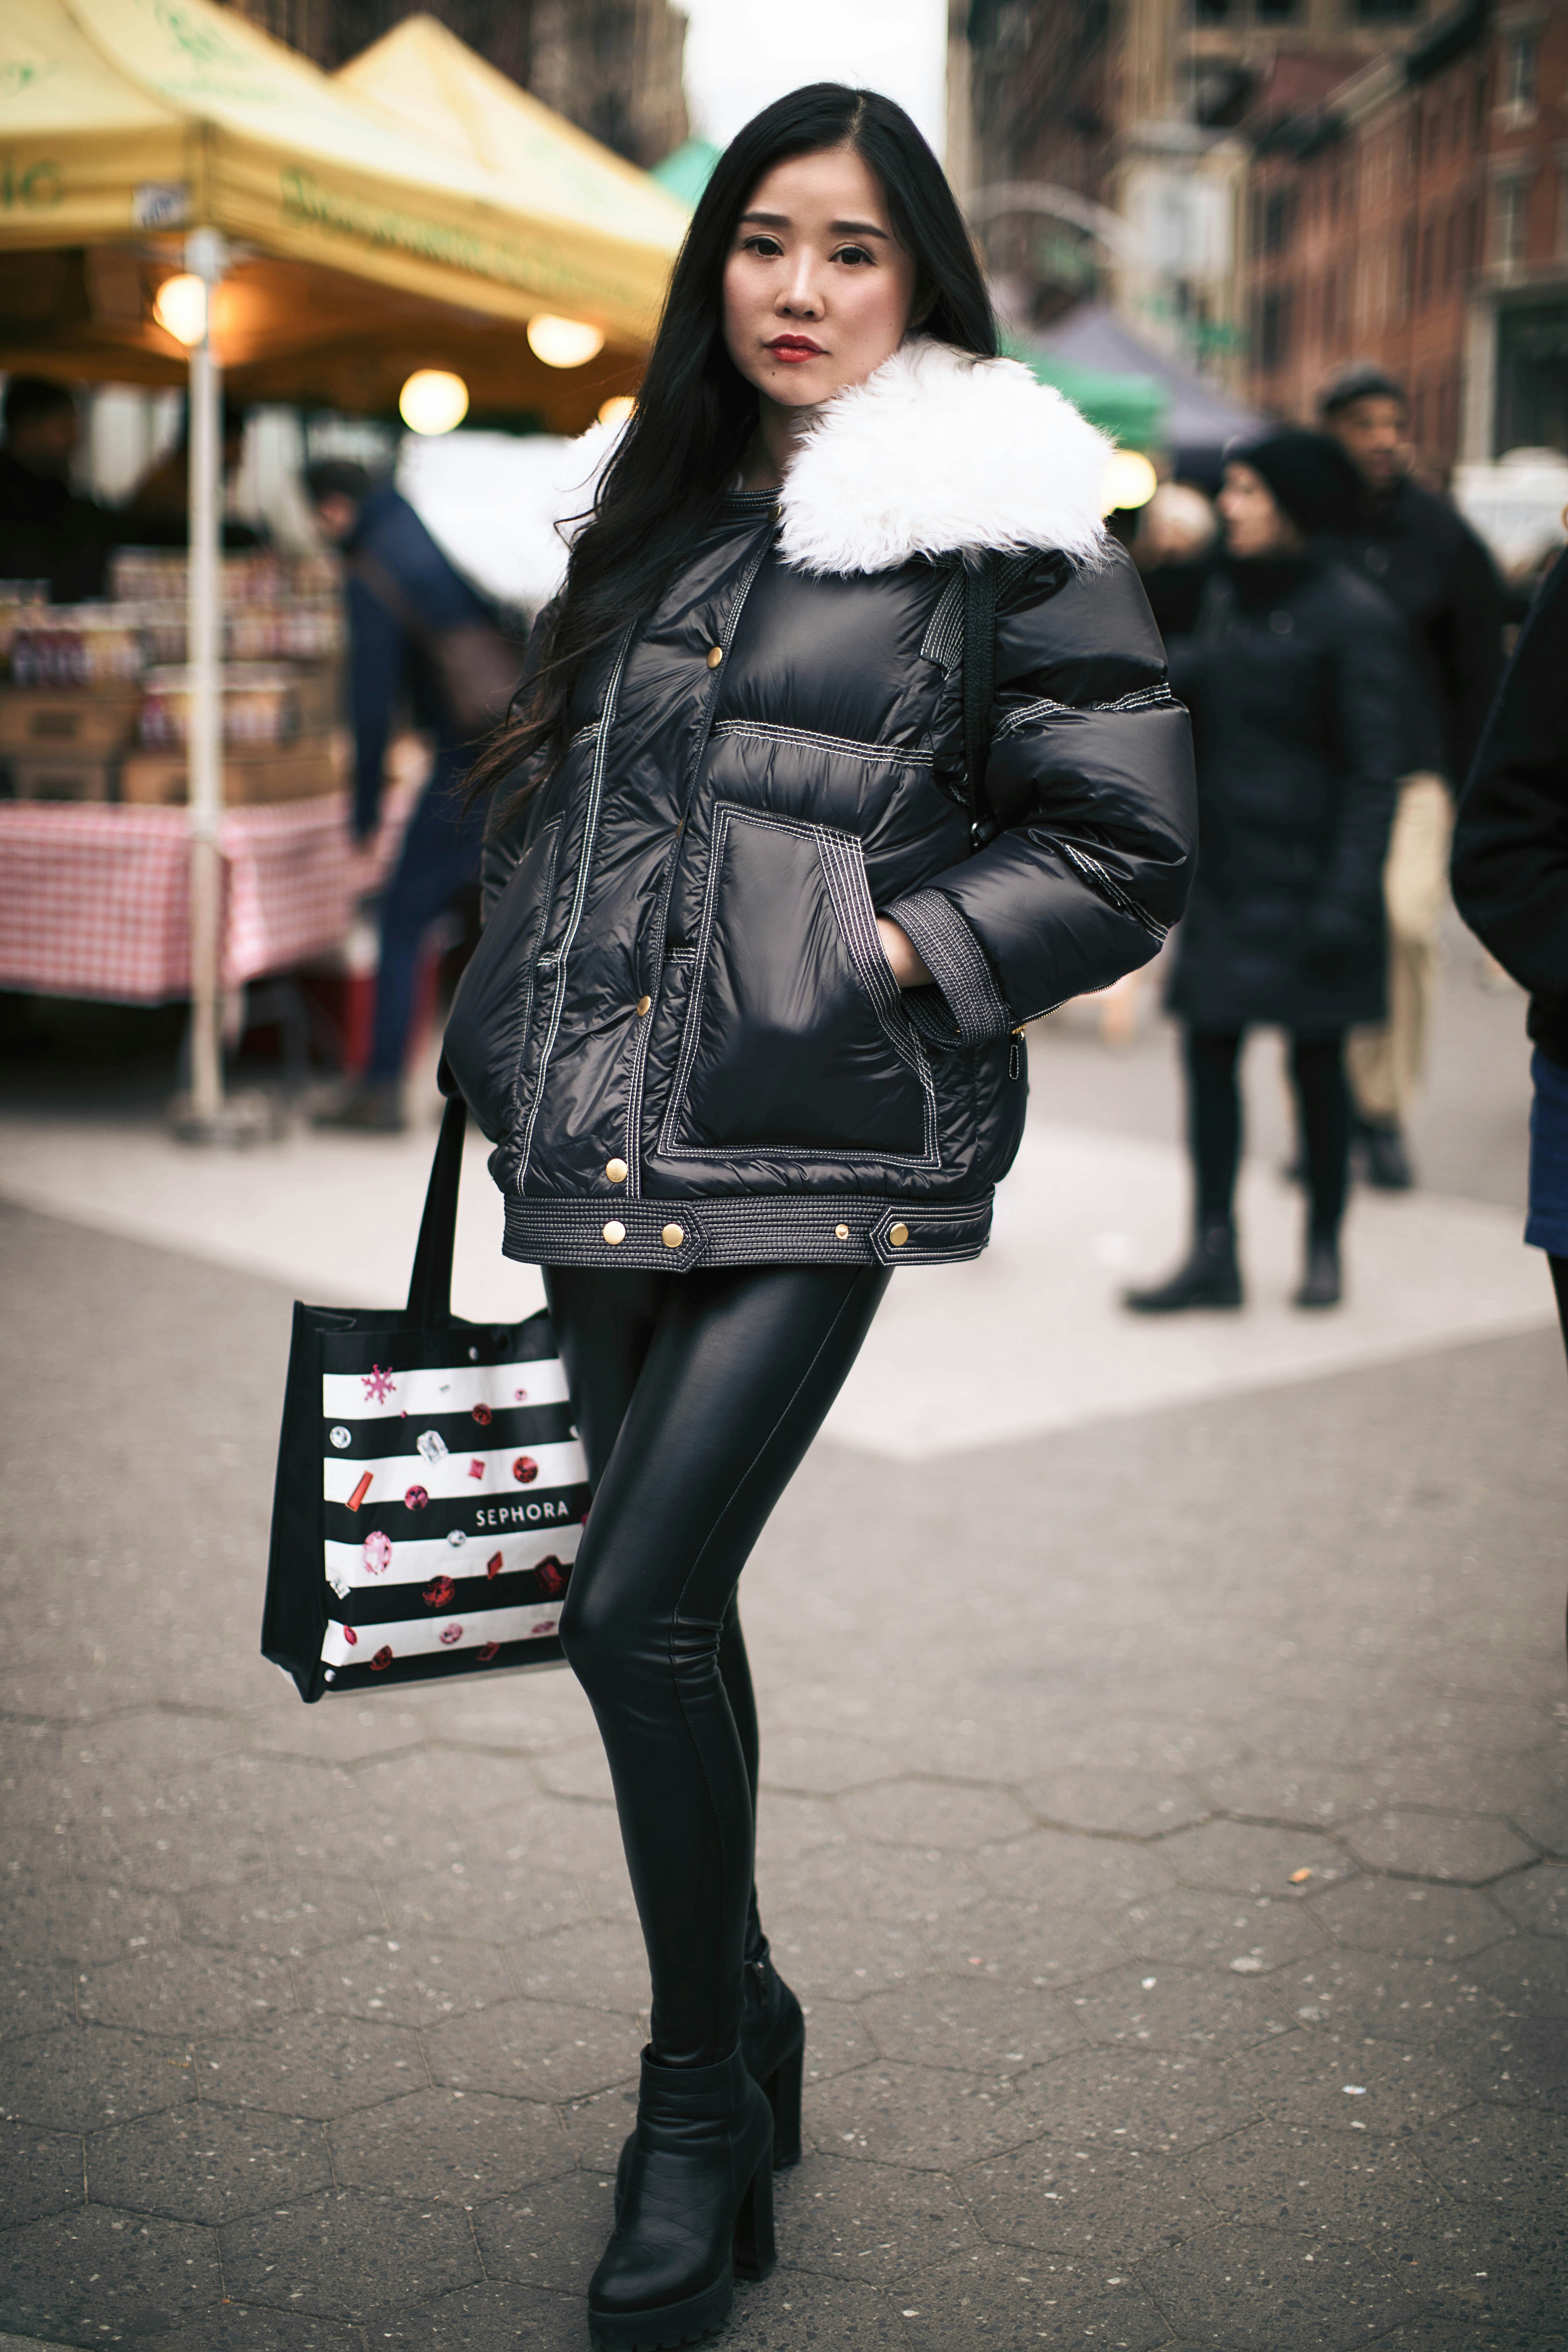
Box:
962 555 999 850
406 1094 467 1323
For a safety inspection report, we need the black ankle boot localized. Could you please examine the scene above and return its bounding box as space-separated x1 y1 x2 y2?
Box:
1124 1223 1242 1313
589 2046 775 2351
741 1941 804 2168
1295 1233 1342 1309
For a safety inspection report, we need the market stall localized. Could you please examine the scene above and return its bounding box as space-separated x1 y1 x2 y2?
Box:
0 0 686 1133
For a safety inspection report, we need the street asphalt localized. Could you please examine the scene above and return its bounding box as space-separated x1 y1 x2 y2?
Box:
1 942 1566 2351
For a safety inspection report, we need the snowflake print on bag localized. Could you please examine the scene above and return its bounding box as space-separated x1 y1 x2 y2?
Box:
361 1365 396 1405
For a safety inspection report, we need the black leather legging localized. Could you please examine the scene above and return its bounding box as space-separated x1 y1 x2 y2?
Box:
543 1261 891 2068
1187 1027 1349 1241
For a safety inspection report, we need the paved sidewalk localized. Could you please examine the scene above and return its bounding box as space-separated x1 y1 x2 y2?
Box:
2 1180 1566 2351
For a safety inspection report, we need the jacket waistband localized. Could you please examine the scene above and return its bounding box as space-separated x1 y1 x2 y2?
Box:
503 1192 993 1272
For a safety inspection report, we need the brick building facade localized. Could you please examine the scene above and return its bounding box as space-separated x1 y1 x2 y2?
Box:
224 0 688 169
1239 0 1568 468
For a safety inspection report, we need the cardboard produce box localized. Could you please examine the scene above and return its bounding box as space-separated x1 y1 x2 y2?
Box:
120 734 343 807
0 688 141 756
7 751 119 802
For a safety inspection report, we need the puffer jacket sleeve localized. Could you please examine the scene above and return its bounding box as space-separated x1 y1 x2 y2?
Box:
1308 569 1407 940
886 542 1197 1040
479 600 558 920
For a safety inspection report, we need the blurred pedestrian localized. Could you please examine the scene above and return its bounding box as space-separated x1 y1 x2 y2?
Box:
1321 363 1506 1188
1127 429 1406 1314
119 398 264 550
306 459 508 1132
444 83 1194 2348
1133 479 1219 648
1451 548 1568 1358
0 377 115 600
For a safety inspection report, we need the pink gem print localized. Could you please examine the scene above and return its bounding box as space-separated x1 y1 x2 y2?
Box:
471 1402 493 1427
422 1574 456 1609
361 1365 397 1405
475 1639 500 1662
439 1622 463 1646
530 1617 557 1637
513 1455 538 1485
404 1484 429 1511
371 1644 394 1671
468 1458 486 1481
342 1624 358 1646
535 1555 567 1600
362 1530 394 1575
514 1387 528 1402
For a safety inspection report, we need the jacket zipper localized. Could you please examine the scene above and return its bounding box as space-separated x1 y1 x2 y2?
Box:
515 635 633 1189
622 533 774 1197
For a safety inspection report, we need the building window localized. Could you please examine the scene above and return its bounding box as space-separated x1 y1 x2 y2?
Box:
1495 176 1532 268
1258 187 1296 254
1502 26 1542 121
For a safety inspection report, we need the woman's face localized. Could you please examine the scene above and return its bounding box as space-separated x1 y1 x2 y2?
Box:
1218 462 1299 559
722 144 921 412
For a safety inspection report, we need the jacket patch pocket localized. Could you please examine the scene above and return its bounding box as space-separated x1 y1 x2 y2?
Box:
442 815 561 1142
663 805 937 1165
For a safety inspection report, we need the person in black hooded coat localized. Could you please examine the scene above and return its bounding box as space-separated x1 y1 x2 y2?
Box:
1127 429 1409 1313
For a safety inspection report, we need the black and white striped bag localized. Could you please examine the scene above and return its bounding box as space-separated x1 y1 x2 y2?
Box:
262 1097 588 1702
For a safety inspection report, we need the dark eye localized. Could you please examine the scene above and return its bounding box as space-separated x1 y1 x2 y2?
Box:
741 234 783 258
834 245 874 267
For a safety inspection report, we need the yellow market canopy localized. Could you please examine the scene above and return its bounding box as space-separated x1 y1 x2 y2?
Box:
0 0 687 426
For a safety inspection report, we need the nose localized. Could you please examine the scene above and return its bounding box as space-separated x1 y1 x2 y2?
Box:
778 252 824 319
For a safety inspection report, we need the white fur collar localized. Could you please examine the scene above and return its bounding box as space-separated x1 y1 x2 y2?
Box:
558 336 1111 579
776 338 1111 575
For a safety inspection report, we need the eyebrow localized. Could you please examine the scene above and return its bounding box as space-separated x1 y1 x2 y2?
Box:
738 211 891 240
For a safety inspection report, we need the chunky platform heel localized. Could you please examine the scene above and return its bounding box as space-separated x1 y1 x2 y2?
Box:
588 2047 775 2352
759 2040 803 2171
731 2144 777 2281
743 1943 805 2169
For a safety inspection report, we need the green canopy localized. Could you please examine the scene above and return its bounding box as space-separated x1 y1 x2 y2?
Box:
651 138 720 210
1004 333 1167 453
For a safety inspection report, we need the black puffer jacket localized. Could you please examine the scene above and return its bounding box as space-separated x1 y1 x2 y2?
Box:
443 341 1197 1271
1167 552 1408 1037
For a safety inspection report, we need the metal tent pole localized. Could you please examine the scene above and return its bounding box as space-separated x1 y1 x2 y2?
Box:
171 227 273 1146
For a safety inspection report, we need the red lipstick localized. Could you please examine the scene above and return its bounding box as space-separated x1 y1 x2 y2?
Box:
766 335 824 364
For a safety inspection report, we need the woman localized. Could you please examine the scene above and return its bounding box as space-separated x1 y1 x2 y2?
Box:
1126 430 1407 1316
1452 547 1568 1356
443 84 1195 2350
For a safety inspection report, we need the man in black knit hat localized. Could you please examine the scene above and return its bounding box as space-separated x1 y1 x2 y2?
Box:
1320 363 1506 1189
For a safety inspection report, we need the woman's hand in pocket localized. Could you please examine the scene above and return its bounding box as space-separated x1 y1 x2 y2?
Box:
876 918 933 989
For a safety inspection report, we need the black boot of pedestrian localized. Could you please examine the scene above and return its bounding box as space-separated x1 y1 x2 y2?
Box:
589 2047 776 2352
1295 1232 1342 1309
742 1940 805 2169
1124 1223 1242 1313
1355 1115 1414 1191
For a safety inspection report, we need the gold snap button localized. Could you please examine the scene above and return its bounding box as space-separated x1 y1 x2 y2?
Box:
706 645 723 669
889 1222 909 1248
602 1220 626 1246
635 995 651 1017
605 1157 628 1185
661 1224 685 1250
834 1224 850 1240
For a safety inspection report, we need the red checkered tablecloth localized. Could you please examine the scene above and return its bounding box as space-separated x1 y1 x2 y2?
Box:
0 784 418 1004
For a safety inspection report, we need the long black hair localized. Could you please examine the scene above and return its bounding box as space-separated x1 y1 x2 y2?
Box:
472 82 996 811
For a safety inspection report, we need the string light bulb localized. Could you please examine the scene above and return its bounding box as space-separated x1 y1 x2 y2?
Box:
153 273 208 347
1101 450 1159 514
527 315 606 369
597 395 635 428
399 370 470 435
